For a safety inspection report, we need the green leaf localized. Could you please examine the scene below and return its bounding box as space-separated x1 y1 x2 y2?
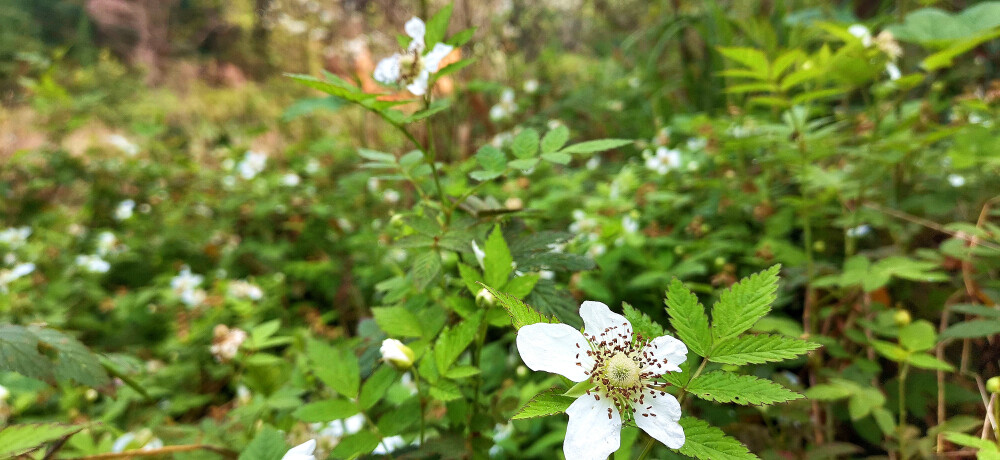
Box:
446 27 476 47
0 324 52 382
665 279 711 358
950 304 1000 318
31 327 110 387
559 139 633 154
478 283 556 330
476 145 506 172
711 265 781 342
308 341 360 398
411 251 442 290
424 4 453 47
360 366 398 410
373 306 423 338
870 340 909 362
457 262 484 295
898 320 937 352
435 313 483 374
848 388 885 420
804 384 853 401
504 274 540 298
469 169 502 181
240 426 288 460
541 152 572 164
940 320 1000 340
922 29 1000 70
292 399 358 423
541 126 570 153
709 334 820 365
357 148 396 163
512 128 540 158
484 225 514 289
429 379 463 402
512 388 575 420
907 353 955 371
405 98 451 123
622 302 664 339
508 158 540 170
0 423 87 458
686 371 802 405
331 431 381 460
444 365 481 379
286 73 374 102
677 416 758 460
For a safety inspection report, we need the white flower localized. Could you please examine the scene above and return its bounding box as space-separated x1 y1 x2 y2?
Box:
0 262 35 293
490 88 518 121
846 224 872 238
305 159 321 174
886 62 901 81
686 137 707 152
228 280 263 301
373 435 409 455
96 231 121 256
645 147 681 175
211 325 247 362
380 338 415 369
848 24 872 47
588 243 607 258
238 151 268 179
622 216 639 234
516 301 687 459
76 254 110 273
523 79 539 93
282 440 317 460
114 200 135 221
282 173 301 187
586 156 601 170
373 17 455 96
874 30 903 60
107 134 139 156
317 413 365 441
383 189 401 204
0 227 31 248
569 210 599 235
948 174 966 187
0 384 10 401
171 266 206 307
471 240 486 269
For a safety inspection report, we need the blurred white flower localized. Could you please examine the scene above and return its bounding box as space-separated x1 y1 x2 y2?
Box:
588 243 607 258
622 216 639 234
367 177 380 193
586 156 601 170
383 189 401 204
886 62 901 81
948 174 966 187
380 338 415 369
539 269 556 280
874 30 903 60
373 17 455 96
471 240 486 269
211 325 247 362
106 134 139 156
523 79 539 93
238 151 268 180
228 280 263 301
0 263 35 293
569 209 599 236
848 24 872 47
491 131 514 147
305 159 321 175
373 436 409 455
171 266 206 307
607 100 624 111
489 88 518 121
96 231 121 256
317 413 365 445
0 384 9 401
278 14 308 35
76 254 110 273
686 137 707 151
282 440 317 460
0 227 31 248
644 147 681 175
846 225 872 238
282 173 302 187
114 200 135 221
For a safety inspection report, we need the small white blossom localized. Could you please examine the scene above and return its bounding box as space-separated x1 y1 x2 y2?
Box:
282 173 302 187
490 88 518 121
305 159 321 174
0 263 35 293
76 254 110 273
373 436 409 455
282 440 317 460
171 266 206 307
588 243 607 258
228 280 263 301
96 231 121 256
238 151 268 179
523 79 539 93
211 325 247 362
380 338 415 369
846 225 872 238
0 227 31 248
516 301 687 459
0 384 8 401
106 134 139 156
848 24 872 47
886 62 901 81
948 174 966 187
471 241 486 269
622 216 639 234
373 17 455 96
644 147 681 175
586 156 602 170
383 189 401 204
114 200 135 221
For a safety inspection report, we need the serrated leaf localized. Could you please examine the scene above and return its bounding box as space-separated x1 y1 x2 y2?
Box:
711 265 781 342
429 379 463 402
457 262 484 295
559 138 633 154
512 388 575 420
686 371 802 405
541 152 571 164
665 280 711 358
444 365 481 379
331 431 381 460
240 426 288 460
484 225 514 289
424 4 453 47
411 251 442 290
31 327 110 387
541 126 570 153
405 99 451 123
512 128 540 158
848 388 885 420
0 423 87 458
0 324 52 382
478 283 557 330
446 27 476 47
308 341 360 398
435 313 483 374
940 320 1000 340
898 320 937 352
505 273 540 298
622 302 664 339
677 417 758 460
292 399 358 423
476 145 506 172
286 73 374 102
508 158 540 170
709 334 820 365
373 306 423 338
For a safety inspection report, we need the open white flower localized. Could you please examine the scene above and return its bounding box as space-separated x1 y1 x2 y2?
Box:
282 440 317 460
373 17 454 96
516 301 688 460
115 200 135 221
645 147 682 175
848 24 872 47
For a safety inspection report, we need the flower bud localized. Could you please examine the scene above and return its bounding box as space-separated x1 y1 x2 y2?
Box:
476 288 496 308
893 309 912 327
380 339 415 370
987 376 1000 394
0 384 9 401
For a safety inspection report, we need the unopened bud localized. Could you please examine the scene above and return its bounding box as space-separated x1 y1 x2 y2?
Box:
476 288 496 308
987 376 1000 394
0 384 9 401
380 339 415 370
893 310 912 327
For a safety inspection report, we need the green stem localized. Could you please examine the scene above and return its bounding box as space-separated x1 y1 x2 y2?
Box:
468 313 490 440
898 363 909 459
412 367 426 445
677 358 708 405
635 436 656 460
423 95 450 224
357 403 396 460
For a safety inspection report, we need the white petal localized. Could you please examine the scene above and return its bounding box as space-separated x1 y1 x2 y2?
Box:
373 55 401 85
580 301 632 349
516 323 594 382
406 70 430 96
422 43 454 73
633 389 685 449
281 439 317 460
564 393 622 460
405 17 426 50
641 335 688 375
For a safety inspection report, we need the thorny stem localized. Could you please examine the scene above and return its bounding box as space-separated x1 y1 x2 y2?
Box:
370 103 448 219
468 313 490 443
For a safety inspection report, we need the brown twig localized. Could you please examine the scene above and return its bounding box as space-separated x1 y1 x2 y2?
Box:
67 444 238 460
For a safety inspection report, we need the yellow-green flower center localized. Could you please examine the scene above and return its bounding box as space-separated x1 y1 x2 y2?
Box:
604 352 640 389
